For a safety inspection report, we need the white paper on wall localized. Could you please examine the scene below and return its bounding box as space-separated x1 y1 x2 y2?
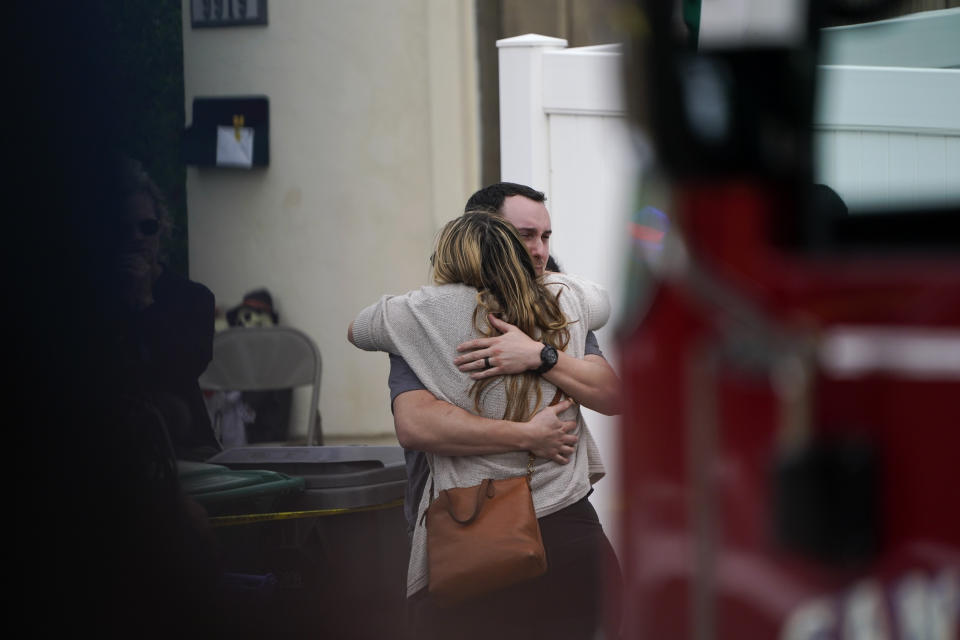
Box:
216 126 255 168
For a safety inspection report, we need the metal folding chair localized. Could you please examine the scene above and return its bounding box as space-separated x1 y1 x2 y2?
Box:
200 326 323 445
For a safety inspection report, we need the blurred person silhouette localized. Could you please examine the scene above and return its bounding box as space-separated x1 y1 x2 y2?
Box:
113 157 221 461
17 154 226 637
99 157 226 632
11 7 225 634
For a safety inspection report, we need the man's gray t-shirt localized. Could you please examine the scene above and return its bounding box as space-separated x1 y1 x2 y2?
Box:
389 330 605 533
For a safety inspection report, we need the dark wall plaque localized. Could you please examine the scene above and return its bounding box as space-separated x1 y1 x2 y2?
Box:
191 0 267 28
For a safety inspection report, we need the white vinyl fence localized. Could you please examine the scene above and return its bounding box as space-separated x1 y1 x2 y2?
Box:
498 34 639 554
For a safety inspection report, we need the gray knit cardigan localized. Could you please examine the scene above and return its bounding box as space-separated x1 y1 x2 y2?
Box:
350 272 610 596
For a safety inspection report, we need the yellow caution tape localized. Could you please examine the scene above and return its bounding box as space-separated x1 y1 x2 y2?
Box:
209 498 405 528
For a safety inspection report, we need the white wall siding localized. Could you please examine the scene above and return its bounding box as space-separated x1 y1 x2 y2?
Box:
815 121 960 210
814 15 960 211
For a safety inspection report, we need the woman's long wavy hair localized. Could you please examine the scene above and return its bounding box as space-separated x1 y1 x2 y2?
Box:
431 211 571 421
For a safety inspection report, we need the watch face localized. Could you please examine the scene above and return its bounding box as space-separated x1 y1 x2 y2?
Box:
544 346 558 365
542 344 558 367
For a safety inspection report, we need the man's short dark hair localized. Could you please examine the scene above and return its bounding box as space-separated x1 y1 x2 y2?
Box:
465 182 559 271
464 182 546 213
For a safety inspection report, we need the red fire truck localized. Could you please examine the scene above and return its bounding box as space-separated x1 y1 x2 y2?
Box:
618 1 960 638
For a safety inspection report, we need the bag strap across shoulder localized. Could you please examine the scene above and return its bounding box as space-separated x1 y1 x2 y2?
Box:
422 451 536 527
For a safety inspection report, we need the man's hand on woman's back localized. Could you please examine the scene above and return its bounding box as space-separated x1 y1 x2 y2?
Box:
525 399 579 464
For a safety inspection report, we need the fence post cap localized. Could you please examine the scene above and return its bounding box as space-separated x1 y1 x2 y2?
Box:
496 34 568 49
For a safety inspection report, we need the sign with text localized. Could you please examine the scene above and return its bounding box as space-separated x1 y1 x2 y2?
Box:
191 0 267 28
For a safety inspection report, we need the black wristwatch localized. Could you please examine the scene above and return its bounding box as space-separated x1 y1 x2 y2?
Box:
535 343 558 374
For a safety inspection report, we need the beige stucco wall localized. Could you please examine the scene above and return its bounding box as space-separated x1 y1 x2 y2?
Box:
182 0 479 441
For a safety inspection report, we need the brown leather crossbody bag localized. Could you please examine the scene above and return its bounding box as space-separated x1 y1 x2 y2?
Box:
425 453 547 605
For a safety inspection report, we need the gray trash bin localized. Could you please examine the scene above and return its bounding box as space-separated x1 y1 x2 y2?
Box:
205 445 409 639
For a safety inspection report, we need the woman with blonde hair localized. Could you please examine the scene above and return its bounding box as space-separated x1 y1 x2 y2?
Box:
349 211 618 639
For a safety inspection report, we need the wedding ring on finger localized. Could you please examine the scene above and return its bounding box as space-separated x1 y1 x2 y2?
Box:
484 356 491 369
